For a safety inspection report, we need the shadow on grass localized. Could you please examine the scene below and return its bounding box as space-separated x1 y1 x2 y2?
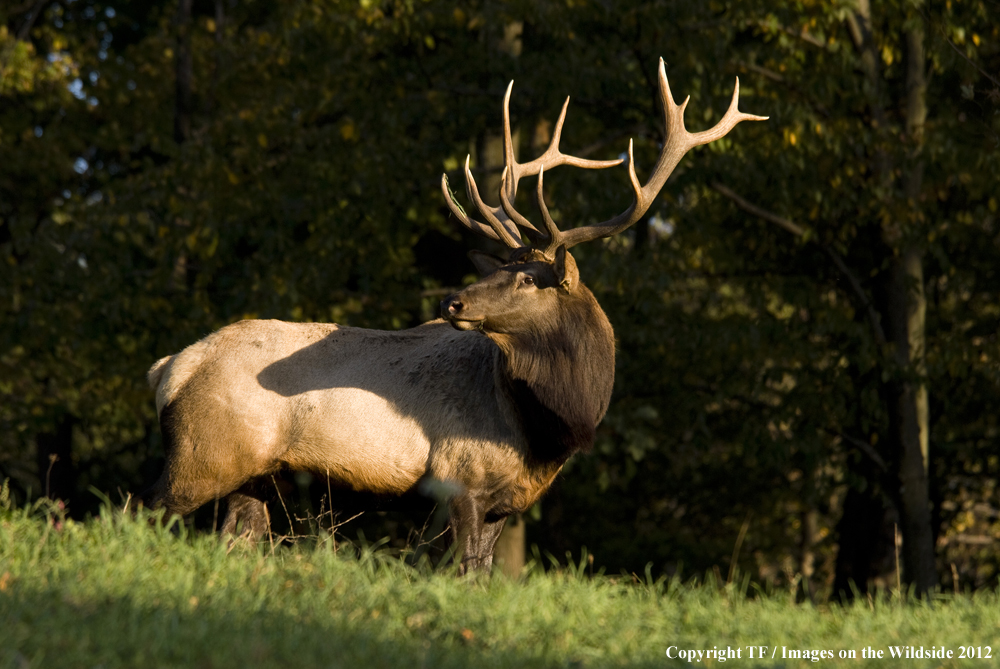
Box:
0 583 679 669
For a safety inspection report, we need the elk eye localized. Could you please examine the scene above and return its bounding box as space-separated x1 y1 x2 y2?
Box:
521 275 534 286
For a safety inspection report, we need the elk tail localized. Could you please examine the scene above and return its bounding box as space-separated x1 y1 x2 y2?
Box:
147 355 173 391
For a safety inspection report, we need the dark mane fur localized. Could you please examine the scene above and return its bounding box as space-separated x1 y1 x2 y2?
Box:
490 285 615 462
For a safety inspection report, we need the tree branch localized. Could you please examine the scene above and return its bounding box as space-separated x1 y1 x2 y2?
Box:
16 0 49 41
781 25 827 49
711 182 806 236
844 0 889 133
827 429 888 472
711 182 887 347
743 62 784 82
941 32 1000 88
757 20 828 50
738 63 832 120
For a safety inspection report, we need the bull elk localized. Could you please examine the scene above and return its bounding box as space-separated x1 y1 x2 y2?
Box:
142 59 765 572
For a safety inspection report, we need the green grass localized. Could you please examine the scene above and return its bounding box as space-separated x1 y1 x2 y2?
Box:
2 495 999 668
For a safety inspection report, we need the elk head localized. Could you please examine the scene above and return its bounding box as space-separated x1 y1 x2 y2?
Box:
441 246 576 333
440 58 766 332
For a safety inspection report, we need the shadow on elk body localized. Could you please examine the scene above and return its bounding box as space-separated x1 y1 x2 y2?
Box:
140 59 765 573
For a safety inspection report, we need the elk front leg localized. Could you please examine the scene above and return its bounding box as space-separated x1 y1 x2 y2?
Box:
475 516 508 573
449 492 492 575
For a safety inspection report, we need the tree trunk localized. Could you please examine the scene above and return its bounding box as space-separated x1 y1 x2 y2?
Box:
883 20 935 593
833 474 899 599
493 513 526 577
882 251 934 592
846 0 935 595
799 509 816 601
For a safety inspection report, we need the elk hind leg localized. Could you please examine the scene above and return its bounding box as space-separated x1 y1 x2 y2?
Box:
135 471 217 523
140 402 248 523
221 478 273 543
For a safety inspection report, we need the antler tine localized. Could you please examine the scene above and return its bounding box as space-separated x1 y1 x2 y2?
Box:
553 140 644 252
499 167 547 242
687 76 769 147
556 57 768 250
535 166 563 246
550 98 570 158
462 156 525 249
497 86 622 248
511 96 570 185
502 83 624 203
510 95 624 188
441 173 505 243
501 82 518 202
439 160 525 248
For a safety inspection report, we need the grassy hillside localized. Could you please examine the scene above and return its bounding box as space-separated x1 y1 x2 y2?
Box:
1 492 998 668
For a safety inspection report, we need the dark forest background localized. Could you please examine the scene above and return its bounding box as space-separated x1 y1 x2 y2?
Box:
2 0 998 600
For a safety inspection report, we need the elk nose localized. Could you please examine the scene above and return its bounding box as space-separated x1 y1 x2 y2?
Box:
441 296 463 318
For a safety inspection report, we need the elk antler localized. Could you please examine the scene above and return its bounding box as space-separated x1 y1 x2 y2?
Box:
441 58 768 256
541 59 768 254
440 81 623 249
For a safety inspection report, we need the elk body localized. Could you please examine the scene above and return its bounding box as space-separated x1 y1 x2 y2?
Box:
142 60 764 572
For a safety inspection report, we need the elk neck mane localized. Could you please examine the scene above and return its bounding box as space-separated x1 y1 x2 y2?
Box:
487 284 615 462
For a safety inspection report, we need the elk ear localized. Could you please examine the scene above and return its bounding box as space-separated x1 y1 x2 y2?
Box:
553 245 578 292
468 250 507 277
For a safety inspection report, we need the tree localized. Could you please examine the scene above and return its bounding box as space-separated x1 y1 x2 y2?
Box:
681 0 999 595
1 1 95 503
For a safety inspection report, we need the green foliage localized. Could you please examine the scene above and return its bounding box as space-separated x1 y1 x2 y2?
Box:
532 0 1000 590
1 0 998 594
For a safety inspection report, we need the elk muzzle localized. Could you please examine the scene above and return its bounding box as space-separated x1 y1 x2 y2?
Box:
441 294 484 331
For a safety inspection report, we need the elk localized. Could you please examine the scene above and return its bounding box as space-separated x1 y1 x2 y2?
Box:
142 59 764 572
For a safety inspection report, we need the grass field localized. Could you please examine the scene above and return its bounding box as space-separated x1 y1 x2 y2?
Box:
2 490 999 668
